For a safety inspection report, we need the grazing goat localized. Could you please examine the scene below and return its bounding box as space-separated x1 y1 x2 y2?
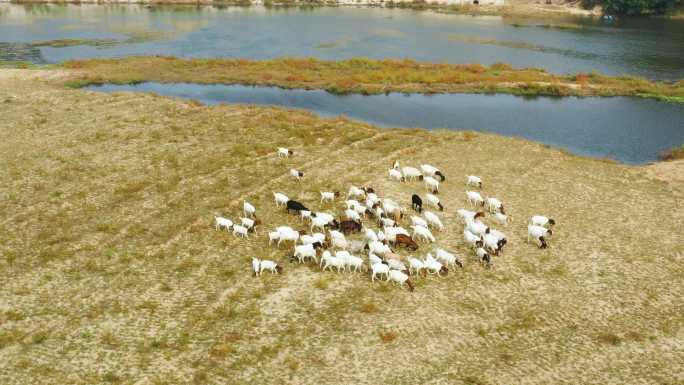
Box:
494 212 510 226
320 191 340 203
215 216 233 231
466 218 489 236
243 201 256 218
339 219 363 235
293 244 319 264
423 211 443 231
368 252 383 266
457 209 485 224
464 230 484 248
425 193 444 211
368 240 391 256
394 234 419 251
290 169 304 181
328 230 348 250
241 217 257 234
435 248 463 268
277 147 294 158
527 225 552 249
348 185 365 199
531 215 556 227
485 197 505 214
411 194 423 213
268 231 280 245
321 252 344 272
252 258 260 276
277 228 300 246
286 200 309 214
389 270 414 291
260 260 283 275
420 164 445 181
371 262 390 282
402 167 423 181
408 257 426 276
233 224 249 238
389 168 404 182
476 247 491 268
411 225 436 243
466 191 485 207
466 175 482 188
273 192 289 207
424 176 439 194
344 209 361 222
384 226 410 243
411 216 428 229
424 254 449 275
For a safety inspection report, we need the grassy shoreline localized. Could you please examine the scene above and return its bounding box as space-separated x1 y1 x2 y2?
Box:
0 69 682 384
59 56 684 102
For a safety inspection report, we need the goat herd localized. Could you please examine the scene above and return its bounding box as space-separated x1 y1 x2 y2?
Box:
214 147 557 292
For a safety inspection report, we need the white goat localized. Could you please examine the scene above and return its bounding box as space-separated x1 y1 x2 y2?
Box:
243 201 256 218
290 168 304 181
344 209 361 222
320 191 338 203
294 244 317 264
268 231 280 245
531 215 556 227
273 192 289 207
424 253 447 275
423 211 443 231
424 176 439 194
277 228 299 246
527 225 552 248
425 193 444 211
435 248 462 268
368 240 391 256
388 270 414 291
241 217 256 234
411 225 435 243
232 224 248 238
464 230 483 248
466 175 482 188
466 191 485 207
485 197 504 214
310 216 328 233
408 256 426 275
371 262 390 282
389 168 404 182
348 185 365 199
456 208 484 224
402 166 423 181
365 228 379 243
259 260 283 275
215 216 233 231
411 216 429 229
494 212 510 226
277 147 293 158
466 219 489 237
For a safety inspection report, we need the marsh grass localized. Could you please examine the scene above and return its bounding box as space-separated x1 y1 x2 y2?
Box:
58 56 684 100
0 71 681 385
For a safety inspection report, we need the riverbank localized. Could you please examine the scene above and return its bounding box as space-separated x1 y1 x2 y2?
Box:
59 56 684 102
1 68 682 384
0 0 602 18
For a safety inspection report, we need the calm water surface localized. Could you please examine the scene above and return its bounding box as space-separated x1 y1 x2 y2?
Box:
87 82 684 164
2 4 684 79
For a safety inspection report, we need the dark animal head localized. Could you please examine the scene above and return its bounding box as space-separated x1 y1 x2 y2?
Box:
312 242 323 250
497 239 507 249
363 187 375 194
547 229 553 236
455 259 463 268
437 202 444 211
289 255 297 263
500 205 506 215
440 266 449 276
334 191 341 197
435 171 445 181
482 254 491 267
478 182 482 188
330 219 340 229
475 240 484 248
297 230 306 235
400 176 406 182
418 175 424 181
539 236 548 249
276 265 284 273
298 171 304 177
406 279 415 292
288 150 294 156
484 227 490 234
474 212 485 220
548 218 556 225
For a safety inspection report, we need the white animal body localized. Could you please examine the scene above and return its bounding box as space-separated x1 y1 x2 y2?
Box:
273 192 289 206
215 216 233 231
423 211 443 231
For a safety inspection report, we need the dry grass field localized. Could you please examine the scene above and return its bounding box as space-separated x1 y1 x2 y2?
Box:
0 69 682 385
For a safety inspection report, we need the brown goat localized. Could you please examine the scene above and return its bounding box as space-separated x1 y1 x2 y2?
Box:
394 234 419 251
